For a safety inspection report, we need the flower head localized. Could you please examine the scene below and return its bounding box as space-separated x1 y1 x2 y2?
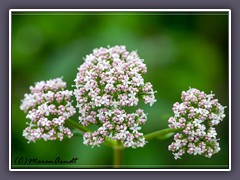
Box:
20 78 75 143
168 88 226 159
74 45 156 148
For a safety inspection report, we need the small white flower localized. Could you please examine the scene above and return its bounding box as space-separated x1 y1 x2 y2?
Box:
130 124 141 133
172 121 180 129
194 147 202 155
33 128 42 139
106 77 115 84
117 113 126 122
193 118 202 127
174 139 182 150
105 110 113 117
200 108 209 117
208 128 217 138
174 153 181 160
42 133 50 141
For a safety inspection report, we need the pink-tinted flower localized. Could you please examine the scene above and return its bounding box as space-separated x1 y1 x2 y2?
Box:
20 78 75 143
168 88 226 159
74 45 156 148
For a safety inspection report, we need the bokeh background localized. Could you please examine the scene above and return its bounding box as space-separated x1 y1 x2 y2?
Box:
11 11 229 169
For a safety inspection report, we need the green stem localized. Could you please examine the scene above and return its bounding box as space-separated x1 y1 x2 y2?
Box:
66 119 180 168
66 119 90 132
144 128 182 141
113 141 123 168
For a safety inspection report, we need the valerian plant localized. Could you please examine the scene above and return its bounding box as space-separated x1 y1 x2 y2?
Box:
20 45 226 168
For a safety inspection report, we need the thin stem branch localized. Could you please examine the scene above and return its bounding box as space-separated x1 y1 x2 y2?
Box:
144 128 182 141
65 119 115 147
66 119 90 132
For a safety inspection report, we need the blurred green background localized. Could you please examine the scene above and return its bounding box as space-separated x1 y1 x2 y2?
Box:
11 11 229 169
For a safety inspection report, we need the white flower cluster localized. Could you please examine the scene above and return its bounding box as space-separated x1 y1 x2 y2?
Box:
74 45 156 148
168 88 226 159
20 78 76 143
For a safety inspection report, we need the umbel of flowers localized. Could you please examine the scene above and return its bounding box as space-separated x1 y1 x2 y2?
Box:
74 45 156 148
20 78 76 143
168 88 226 159
19 45 227 163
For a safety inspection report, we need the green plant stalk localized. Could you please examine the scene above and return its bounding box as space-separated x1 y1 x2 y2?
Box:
66 119 181 168
113 141 123 168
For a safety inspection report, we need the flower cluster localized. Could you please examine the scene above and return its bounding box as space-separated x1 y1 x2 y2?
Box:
74 45 156 148
168 88 226 159
20 78 76 143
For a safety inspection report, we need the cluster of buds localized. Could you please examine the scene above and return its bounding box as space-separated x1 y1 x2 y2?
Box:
168 88 226 159
74 45 156 148
20 78 76 143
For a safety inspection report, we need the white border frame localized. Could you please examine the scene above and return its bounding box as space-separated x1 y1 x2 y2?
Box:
9 9 231 172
